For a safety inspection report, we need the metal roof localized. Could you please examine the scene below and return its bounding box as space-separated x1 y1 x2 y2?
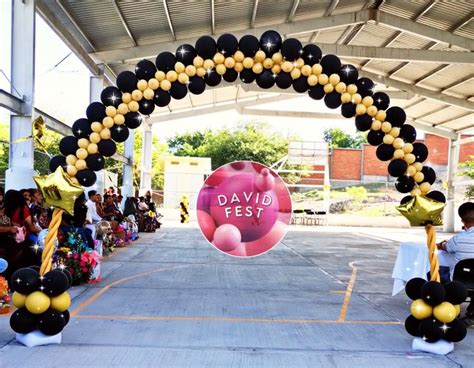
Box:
35 0 474 138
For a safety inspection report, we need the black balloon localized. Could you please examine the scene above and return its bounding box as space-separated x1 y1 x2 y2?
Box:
38 309 66 336
320 54 341 76
405 315 422 337
59 268 73 288
188 76 206 94
302 44 322 65
170 82 188 100
76 169 97 187
239 69 256 84
111 125 130 143
355 77 374 97
425 190 446 203
372 92 390 111
72 118 92 139
340 64 358 85
86 102 106 122
256 70 275 89
154 89 171 107
275 73 292 89
418 318 443 343
308 84 325 100
376 144 395 161
444 281 468 305
100 86 122 108
421 166 436 184
217 34 239 56
324 91 342 109
138 99 155 115
388 159 408 177
386 106 406 127
10 308 37 334
259 30 282 56
405 278 426 300
49 155 67 173
421 281 446 306
175 44 196 66
204 70 221 86
400 195 413 205
195 36 217 59
412 143 429 163
367 130 384 146
97 140 117 157
61 310 70 326
86 153 105 171
135 59 157 81
400 124 417 143
116 71 138 93
341 102 356 118
124 112 143 129
293 76 309 93
10 268 40 294
60 135 79 156
223 69 238 83
42 270 69 297
155 51 176 72
281 38 303 61
395 175 415 193
238 35 260 57
444 319 468 342
355 114 372 131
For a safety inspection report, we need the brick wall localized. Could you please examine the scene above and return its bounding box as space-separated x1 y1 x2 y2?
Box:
331 148 362 181
362 145 389 177
425 134 449 165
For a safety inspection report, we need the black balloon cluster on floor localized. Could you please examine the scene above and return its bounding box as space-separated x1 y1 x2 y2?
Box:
9 267 72 336
48 29 444 201
404 278 468 343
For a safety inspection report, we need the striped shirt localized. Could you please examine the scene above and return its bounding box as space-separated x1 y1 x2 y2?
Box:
446 226 474 262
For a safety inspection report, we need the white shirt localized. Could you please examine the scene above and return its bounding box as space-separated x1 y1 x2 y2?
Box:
446 226 474 262
86 199 102 223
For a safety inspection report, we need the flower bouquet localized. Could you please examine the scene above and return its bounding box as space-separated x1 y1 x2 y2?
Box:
0 276 11 314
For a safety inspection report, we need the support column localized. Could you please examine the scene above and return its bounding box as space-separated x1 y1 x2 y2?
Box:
140 120 153 194
443 134 460 232
121 128 135 199
6 0 36 190
89 75 104 102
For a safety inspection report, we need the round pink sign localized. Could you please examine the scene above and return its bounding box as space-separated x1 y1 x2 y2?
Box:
197 161 292 257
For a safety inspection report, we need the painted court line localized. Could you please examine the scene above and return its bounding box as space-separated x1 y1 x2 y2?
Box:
338 261 358 322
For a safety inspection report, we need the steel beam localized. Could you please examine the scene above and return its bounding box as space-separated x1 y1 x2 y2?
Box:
240 108 342 120
325 0 339 16
0 89 23 114
250 0 259 28
413 0 438 21
163 0 176 40
407 119 457 140
111 0 137 46
287 0 300 23
211 0 215 34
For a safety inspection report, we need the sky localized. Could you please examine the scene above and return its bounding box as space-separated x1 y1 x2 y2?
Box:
0 1 362 147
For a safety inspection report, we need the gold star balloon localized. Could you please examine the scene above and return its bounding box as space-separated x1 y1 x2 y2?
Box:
34 166 84 215
396 195 446 227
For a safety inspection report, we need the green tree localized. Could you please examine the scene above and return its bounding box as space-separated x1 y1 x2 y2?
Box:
323 128 367 148
458 155 474 199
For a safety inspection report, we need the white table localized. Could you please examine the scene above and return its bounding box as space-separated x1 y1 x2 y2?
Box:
392 242 457 296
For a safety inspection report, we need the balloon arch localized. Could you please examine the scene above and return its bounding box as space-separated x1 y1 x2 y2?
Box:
10 31 469 349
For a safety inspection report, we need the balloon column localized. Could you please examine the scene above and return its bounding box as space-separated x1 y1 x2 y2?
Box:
180 195 190 224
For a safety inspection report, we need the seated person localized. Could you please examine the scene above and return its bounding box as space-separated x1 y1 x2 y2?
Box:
138 197 149 212
437 202 474 326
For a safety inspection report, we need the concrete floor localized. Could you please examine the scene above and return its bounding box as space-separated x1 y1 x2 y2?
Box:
0 224 472 368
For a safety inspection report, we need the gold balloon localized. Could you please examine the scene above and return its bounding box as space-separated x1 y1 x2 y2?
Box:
185 65 197 77
100 128 111 140
143 88 155 100
329 73 340 86
75 159 87 171
405 153 416 165
128 100 139 112
132 89 143 101
410 299 433 320
117 103 129 115
148 78 159 90
311 64 322 76
335 82 346 94
323 83 334 94
375 110 386 122
224 57 236 69
91 122 103 133
216 64 227 75
406 165 417 176
203 59 215 70
351 93 362 104
383 134 394 145
254 50 266 63
295 58 305 69
454 304 461 317
356 104 367 116
346 84 357 94
371 120 382 130
34 166 84 214
362 96 374 107
411 188 421 196
193 56 204 67
291 68 301 80
160 79 171 91
103 116 114 128
178 72 190 83
76 148 88 160
264 58 275 70
70 177 79 185
272 52 283 64
12 291 27 308
413 162 423 172
234 51 244 62
67 165 78 177
137 79 148 91
403 143 414 153
271 64 281 74
397 195 446 226
308 75 319 87
340 92 351 103
114 114 125 125
318 74 329 85
174 61 185 73
281 61 294 73
196 67 207 77
105 106 117 117
390 127 400 138
155 70 166 81
393 137 404 149
166 70 178 82
367 105 378 117
78 138 89 149
243 57 254 69
66 154 77 166
87 143 98 154
433 302 457 323
419 182 431 194
393 149 405 159
381 121 392 133
25 291 51 314
234 63 244 73
51 292 71 312
252 63 263 74
89 132 101 144
122 92 132 104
